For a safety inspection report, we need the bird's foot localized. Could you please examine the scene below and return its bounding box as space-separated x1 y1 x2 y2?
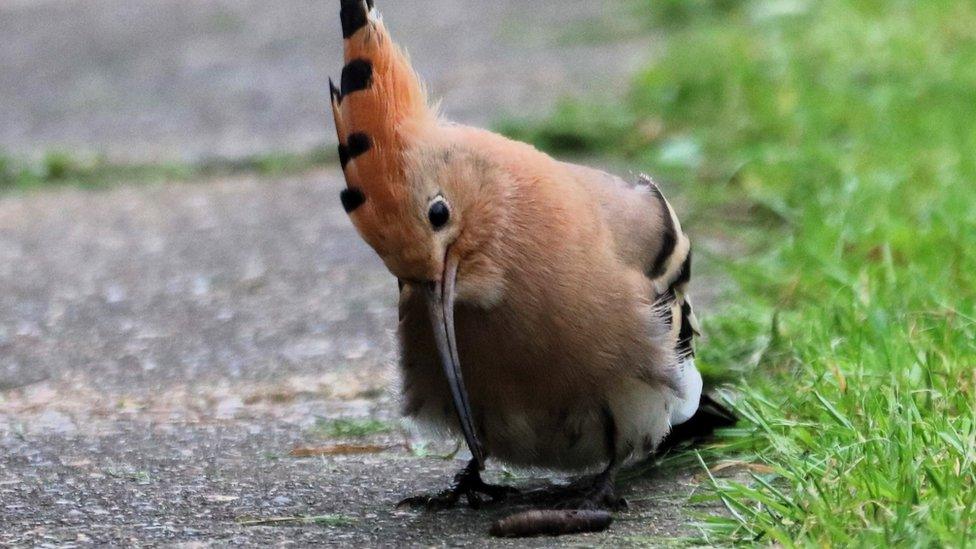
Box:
397 459 519 511
556 472 627 511
577 477 628 511
511 472 627 511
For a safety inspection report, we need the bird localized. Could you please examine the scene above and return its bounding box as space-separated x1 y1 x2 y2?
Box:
328 0 735 512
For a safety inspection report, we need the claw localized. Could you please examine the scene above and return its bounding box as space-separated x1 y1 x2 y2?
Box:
522 471 625 511
569 477 627 511
396 459 518 512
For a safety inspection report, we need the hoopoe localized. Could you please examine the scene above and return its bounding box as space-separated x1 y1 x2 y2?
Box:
329 0 734 512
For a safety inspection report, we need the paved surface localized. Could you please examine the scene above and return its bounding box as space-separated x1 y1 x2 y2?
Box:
0 172 722 546
0 1 730 546
0 0 651 163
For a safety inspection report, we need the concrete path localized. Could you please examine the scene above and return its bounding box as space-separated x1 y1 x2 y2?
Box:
0 0 651 162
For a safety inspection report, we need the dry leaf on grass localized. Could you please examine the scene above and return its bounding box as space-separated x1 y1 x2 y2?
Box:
709 460 775 475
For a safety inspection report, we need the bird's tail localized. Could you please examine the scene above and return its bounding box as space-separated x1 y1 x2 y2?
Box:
657 394 737 454
330 0 434 212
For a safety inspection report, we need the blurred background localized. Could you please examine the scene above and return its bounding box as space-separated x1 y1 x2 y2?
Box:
2 0 974 546
0 0 648 163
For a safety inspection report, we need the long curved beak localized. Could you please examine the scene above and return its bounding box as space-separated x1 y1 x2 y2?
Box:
426 255 485 466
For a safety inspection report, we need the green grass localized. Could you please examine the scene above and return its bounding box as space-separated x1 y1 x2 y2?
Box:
0 147 337 192
504 0 976 545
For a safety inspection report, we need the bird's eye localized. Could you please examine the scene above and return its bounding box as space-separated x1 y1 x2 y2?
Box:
428 197 450 230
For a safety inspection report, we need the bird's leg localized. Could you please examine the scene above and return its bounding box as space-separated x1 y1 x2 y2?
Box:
572 466 627 510
557 406 628 510
398 458 519 511
485 410 627 538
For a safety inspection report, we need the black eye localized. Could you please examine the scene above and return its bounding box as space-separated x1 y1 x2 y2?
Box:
428 198 450 229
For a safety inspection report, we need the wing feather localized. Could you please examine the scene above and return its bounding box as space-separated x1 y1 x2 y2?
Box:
564 163 699 358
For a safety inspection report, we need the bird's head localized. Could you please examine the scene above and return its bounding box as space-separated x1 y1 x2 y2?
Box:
329 0 515 465
347 141 509 301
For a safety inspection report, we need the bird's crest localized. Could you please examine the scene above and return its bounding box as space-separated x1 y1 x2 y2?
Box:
330 0 434 218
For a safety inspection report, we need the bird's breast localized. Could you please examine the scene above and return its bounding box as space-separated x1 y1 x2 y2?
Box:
398 265 676 470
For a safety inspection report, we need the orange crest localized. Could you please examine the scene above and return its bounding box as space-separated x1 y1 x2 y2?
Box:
330 0 434 223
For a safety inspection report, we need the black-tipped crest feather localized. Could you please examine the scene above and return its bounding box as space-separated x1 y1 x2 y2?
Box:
340 187 366 213
340 0 369 39
347 132 372 158
341 59 373 96
329 77 342 104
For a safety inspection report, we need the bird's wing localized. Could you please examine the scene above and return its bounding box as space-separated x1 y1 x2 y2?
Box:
563 163 692 299
564 162 703 418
